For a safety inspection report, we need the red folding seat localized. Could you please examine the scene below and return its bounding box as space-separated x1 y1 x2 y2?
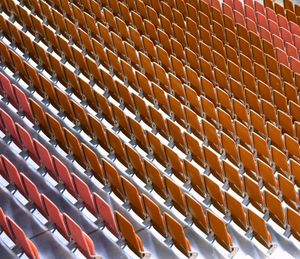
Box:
72 174 96 214
42 194 69 238
245 4 256 22
53 156 77 196
142 194 166 236
280 28 293 46
22 174 46 215
1 155 25 195
0 208 11 238
225 192 248 231
207 210 234 251
0 108 20 145
290 22 300 38
34 139 55 175
286 42 298 59
64 214 97 258
286 207 300 241
248 209 272 248
265 190 286 228
164 213 193 257
8 215 40 259
244 175 265 212
15 123 39 163
290 57 300 74
259 27 272 43
0 72 17 107
164 176 187 215
94 193 119 236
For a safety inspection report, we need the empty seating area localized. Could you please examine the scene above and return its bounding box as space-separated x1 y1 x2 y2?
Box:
0 0 299 258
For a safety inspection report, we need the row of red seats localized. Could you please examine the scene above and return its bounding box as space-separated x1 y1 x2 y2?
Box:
0 154 97 258
0 208 39 259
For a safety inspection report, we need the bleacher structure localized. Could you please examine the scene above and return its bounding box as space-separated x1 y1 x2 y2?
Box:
0 0 299 258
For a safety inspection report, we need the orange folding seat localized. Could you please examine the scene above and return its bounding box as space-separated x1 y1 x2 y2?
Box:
168 94 185 125
102 159 124 200
252 132 271 163
103 7 117 31
273 90 288 113
164 175 187 215
216 87 232 115
165 146 187 182
144 160 168 199
202 119 221 152
284 134 300 161
147 131 168 166
240 54 254 75
117 82 135 113
71 101 91 133
245 88 261 114
128 26 144 51
142 194 166 236
202 77 217 105
160 14 173 38
111 32 126 57
217 108 235 137
248 209 273 248
289 100 300 122
128 117 148 150
280 64 294 85
106 49 123 79
257 158 278 195
221 132 239 165
164 213 193 257
29 98 50 136
171 38 185 62
227 60 242 83
290 159 300 187
146 5 160 27
225 192 248 231
142 36 157 61
235 120 252 149
111 104 131 136
257 80 272 102
286 207 300 241
185 132 205 166
200 41 213 64
284 83 298 104
115 212 147 257
233 98 250 126
172 23 185 47
265 190 286 228
144 19 158 42
278 111 294 136
207 210 234 251
278 174 299 210
244 175 265 212
121 177 145 218
265 55 280 75
125 144 148 182
94 92 114 124
139 51 156 81
185 48 200 74
239 145 259 181
167 119 186 152
271 145 289 178
107 129 127 165
267 122 284 150
223 160 244 196
81 144 104 181
135 71 153 100
149 106 168 138
118 1 132 24
184 158 206 196
184 106 203 139
185 193 209 233
200 57 214 82
64 128 86 166
204 175 227 213
186 67 201 94
186 32 200 55
262 99 278 125
46 113 68 149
